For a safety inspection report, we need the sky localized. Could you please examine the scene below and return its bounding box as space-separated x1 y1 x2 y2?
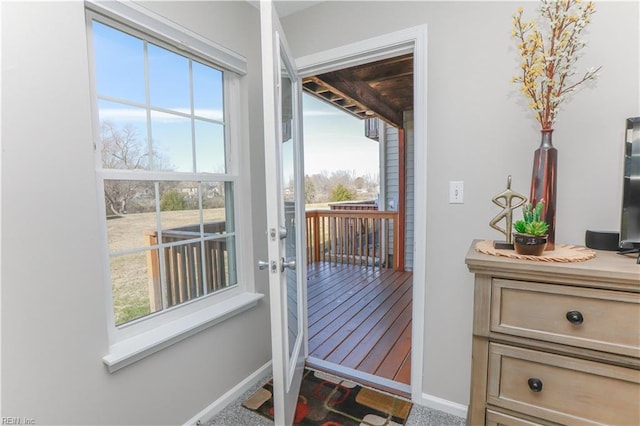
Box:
302 93 380 178
93 19 379 179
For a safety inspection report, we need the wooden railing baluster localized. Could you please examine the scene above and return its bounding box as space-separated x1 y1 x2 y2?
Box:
146 221 229 311
304 210 399 271
145 233 162 313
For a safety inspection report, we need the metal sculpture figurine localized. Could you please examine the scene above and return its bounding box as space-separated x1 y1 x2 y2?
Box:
490 175 527 248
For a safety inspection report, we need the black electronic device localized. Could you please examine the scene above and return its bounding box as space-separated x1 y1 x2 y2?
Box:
585 230 619 251
619 117 640 263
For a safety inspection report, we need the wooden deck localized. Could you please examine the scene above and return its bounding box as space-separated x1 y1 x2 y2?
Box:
306 261 412 389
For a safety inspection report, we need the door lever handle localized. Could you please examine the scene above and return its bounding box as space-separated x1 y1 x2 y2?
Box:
258 260 270 270
279 226 288 240
281 258 296 271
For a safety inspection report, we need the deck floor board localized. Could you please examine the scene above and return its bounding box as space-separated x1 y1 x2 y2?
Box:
306 261 412 385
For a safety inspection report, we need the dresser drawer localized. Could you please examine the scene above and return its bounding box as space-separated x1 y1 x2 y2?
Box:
487 343 640 425
486 409 552 426
491 279 640 357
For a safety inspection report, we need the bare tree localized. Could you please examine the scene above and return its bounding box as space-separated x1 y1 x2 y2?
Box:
101 122 150 170
304 175 317 204
100 121 164 215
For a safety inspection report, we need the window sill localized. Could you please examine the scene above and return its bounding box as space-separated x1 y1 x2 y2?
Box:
103 292 264 373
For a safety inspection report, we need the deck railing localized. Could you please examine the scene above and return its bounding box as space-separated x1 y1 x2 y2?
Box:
306 209 399 270
147 209 399 309
146 221 230 312
328 200 378 211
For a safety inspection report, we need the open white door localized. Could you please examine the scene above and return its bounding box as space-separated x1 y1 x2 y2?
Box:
260 2 307 425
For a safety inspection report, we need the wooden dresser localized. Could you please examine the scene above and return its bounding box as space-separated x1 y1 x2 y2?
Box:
465 241 640 425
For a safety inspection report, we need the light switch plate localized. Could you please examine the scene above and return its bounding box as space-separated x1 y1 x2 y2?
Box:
450 181 464 204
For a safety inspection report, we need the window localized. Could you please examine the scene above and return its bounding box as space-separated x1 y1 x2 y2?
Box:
88 10 243 328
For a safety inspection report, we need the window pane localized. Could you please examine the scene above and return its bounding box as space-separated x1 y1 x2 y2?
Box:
202 181 232 232
195 120 226 173
193 60 224 121
92 21 145 103
227 235 238 287
111 250 160 325
148 43 190 113
159 181 201 235
151 111 193 172
104 180 157 252
162 241 207 308
203 235 237 292
98 100 149 170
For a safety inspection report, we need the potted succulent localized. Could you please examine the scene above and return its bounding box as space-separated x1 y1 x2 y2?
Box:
513 201 549 255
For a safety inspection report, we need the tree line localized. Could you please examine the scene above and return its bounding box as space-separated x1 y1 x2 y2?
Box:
303 170 379 204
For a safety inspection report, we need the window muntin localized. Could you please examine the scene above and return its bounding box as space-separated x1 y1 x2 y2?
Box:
90 17 238 327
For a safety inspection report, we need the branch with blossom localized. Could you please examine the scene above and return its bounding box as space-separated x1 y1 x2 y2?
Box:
511 0 601 130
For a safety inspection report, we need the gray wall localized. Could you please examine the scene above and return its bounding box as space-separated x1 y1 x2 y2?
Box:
1 1 270 424
282 0 639 406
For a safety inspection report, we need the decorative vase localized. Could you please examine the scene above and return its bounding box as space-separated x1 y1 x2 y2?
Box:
513 233 548 256
530 129 557 250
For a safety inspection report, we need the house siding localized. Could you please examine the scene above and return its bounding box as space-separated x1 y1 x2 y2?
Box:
383 116 414 270
404 110 415 270
384 123 398 266
384 125 400 211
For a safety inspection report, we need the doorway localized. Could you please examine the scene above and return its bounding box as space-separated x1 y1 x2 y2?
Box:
296 27 427 400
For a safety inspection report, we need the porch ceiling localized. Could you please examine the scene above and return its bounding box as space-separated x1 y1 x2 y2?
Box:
302 54 414 129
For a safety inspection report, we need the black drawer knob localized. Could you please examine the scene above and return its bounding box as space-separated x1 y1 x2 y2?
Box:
566 310 584 325
528 378 543 392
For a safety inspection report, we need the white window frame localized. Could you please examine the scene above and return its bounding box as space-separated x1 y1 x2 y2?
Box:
86 0 261 373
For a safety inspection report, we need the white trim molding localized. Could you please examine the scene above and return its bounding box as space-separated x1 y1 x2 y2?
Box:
295 24 429 405
296 26 421 77
184 361 273 426
103 292 263 373
85 0 247 75
419 392 469 420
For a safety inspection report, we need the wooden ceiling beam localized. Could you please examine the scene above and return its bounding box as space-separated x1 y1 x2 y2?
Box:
352 61 413 83
303 77 371 121
314 70 404 128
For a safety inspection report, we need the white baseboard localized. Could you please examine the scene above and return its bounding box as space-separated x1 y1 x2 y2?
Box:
184 361 272 426
417 392 468 419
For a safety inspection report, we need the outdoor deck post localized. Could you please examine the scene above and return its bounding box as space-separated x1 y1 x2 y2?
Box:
313 212 321 263
397 128 406 271
145 231 163 312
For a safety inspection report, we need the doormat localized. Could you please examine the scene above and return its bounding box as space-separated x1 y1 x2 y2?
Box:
242 368 412 425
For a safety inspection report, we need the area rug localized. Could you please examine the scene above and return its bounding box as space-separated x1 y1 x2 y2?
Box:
242 368 412 425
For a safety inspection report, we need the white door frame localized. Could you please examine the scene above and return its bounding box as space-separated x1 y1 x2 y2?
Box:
295 25 428 404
